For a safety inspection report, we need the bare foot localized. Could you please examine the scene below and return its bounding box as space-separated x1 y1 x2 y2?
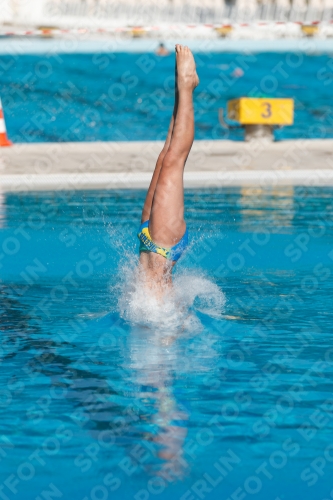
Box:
175 44 199 91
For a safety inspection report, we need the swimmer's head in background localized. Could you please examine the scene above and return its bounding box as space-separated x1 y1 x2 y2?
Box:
156 42 170 56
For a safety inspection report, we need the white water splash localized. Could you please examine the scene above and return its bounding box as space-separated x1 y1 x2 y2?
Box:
115 254 226 334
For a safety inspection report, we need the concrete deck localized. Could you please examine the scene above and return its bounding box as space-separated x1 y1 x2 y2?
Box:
1 139 332 192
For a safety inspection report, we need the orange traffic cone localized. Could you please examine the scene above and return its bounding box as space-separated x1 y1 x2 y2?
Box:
0 98 12 146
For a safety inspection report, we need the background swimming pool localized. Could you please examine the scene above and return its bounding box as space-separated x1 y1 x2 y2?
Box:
1 51 333 142
1 186 333 500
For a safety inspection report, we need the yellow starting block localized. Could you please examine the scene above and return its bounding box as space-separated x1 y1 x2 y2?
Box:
227 97 294 141
301 24 319 37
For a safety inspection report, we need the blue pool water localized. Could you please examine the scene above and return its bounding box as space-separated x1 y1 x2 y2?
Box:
1 187 333 500
1 51 333 142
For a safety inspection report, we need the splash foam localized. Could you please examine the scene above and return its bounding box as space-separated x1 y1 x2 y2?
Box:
115 251 226 333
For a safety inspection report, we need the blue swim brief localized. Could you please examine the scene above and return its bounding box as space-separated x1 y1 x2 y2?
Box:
138 220 188 262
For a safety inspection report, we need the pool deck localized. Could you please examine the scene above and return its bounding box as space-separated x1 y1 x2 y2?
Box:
1 139 333 192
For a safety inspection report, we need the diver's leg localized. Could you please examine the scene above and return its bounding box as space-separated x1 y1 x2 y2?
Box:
149 44 198 246
141 66 179 223
141 114 175 223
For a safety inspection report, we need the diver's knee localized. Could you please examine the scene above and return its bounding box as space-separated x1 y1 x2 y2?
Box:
162 150 181 170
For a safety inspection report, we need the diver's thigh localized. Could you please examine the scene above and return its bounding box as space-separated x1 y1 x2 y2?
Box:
149 168 186 246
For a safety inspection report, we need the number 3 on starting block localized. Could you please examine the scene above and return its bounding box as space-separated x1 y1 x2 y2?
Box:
228 98 294 126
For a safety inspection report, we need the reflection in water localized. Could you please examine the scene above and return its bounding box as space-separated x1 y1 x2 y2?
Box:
127 326 190 480
239 186 294 231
